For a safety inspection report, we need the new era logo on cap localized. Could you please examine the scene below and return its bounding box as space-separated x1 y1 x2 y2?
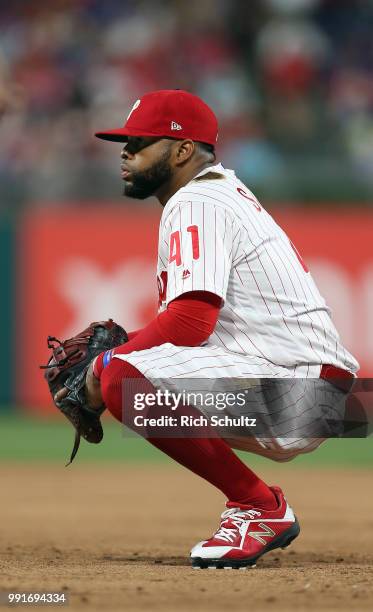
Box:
95 90 218 146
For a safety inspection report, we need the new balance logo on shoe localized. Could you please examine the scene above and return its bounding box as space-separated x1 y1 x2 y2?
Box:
171 121 182 131
247 523 275 545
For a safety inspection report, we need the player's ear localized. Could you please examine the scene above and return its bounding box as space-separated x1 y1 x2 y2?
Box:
173 140 195 165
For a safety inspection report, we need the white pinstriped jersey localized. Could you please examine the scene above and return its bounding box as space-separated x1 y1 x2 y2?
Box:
155 163 359 376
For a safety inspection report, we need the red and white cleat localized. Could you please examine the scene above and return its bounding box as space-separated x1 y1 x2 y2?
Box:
190 486 300 569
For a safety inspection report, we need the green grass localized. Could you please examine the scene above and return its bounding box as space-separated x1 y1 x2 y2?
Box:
0 413 372 467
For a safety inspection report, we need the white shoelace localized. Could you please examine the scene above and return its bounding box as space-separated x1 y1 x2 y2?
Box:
214 508 262 543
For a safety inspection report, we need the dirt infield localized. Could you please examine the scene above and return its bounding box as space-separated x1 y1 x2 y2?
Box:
1 463 372 611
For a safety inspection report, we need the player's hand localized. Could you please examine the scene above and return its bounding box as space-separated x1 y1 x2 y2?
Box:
84 361 104 409
54 387 68 403
54 361 103 409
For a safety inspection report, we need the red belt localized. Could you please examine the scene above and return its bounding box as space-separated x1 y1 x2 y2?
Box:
320 364 355 393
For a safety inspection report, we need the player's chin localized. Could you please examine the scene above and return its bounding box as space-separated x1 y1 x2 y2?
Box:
123 182 152 200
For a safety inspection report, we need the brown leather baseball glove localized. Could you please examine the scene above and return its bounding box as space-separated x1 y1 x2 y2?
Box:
41 319 128 465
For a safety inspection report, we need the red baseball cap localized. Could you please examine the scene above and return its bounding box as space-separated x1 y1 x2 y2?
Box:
95 89 218 146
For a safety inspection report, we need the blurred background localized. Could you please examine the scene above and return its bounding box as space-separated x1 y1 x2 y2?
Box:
1 0 373 210
0 0 372 462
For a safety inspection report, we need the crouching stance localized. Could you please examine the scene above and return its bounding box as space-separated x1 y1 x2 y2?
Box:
47 90 358 568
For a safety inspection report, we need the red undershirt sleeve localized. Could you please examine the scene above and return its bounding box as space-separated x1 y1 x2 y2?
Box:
127 330 141 341
93 291 221 379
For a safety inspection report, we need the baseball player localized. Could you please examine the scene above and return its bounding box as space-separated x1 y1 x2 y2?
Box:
57 90 359 568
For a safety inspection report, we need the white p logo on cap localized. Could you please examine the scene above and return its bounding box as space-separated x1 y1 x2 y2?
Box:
127 99 141 121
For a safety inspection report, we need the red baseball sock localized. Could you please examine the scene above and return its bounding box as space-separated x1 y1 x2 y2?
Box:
100 358 277 509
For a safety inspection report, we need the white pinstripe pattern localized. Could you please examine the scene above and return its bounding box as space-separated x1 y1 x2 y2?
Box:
115 346 347 459
114 163 359 458
154 163 358 376
117 343 293 379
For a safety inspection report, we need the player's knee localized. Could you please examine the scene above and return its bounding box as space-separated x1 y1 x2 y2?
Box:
266 439 324 462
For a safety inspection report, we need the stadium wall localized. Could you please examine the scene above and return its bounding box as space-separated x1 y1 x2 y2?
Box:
10 206 373 411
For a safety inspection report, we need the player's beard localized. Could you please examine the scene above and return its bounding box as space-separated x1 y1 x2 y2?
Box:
123 148 172 199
